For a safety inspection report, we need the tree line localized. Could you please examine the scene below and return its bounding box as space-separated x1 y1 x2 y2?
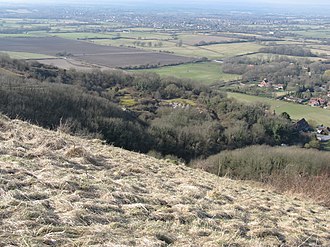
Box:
260 45 316 57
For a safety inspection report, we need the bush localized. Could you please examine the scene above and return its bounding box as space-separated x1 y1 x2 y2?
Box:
193 145 329 179
192 145 330 205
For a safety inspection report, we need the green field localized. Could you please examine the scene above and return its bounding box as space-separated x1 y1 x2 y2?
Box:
176 33 236 45
0 32 49 38
0 51 55 59
292 30 330 39
131 62 241 84
92 34 264 59
92 38 170 48
49 32 115 40
152 42 264 59
227 92 330 126
0 19 266 60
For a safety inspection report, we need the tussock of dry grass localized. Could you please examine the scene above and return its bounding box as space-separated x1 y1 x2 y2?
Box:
0 114 329 246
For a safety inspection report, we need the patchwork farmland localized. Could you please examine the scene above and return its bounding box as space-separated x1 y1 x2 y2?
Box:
0 37 193 68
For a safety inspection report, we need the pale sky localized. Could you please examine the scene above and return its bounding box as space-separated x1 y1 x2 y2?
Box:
0 0 329 4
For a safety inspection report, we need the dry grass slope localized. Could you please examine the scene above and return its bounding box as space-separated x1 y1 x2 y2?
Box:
0 115 329 246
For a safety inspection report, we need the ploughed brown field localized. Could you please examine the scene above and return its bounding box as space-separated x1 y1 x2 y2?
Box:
0 37 193 68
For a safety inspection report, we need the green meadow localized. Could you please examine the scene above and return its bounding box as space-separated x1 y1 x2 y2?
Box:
131 62 241 84
227 92 330 126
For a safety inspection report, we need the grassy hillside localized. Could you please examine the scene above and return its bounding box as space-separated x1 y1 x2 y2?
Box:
227 92 330 126
0 115 329 246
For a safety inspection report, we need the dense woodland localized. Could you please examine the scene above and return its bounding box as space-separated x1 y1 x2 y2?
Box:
0 55 309 162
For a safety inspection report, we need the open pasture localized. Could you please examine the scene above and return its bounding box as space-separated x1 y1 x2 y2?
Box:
118 31 172 40
177 33 238 45
84 29 265 59
49 32 115 40
0 37 192 68
292 29 330 39
227 92 330 126
132 62 241 84
151 42 264 59
204 42 264 57
91 38 172 49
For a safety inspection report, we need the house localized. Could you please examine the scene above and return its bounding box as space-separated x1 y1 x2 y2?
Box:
294 118 312 132
283 96 306 104
258 78 270 88
308 97 327 107
273 84 284 90
284 96 295 102
309 98 320 106
317 134 330 142
316 125 330 135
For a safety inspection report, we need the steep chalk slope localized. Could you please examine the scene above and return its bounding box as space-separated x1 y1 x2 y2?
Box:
0 115 329 246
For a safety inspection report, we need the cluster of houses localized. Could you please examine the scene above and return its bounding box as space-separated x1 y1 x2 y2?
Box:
295 119 330 142
316 125 330 142
308 97 328 107
283 95 308 104
257 78 330 109
257 79 284 90
282 95 330 108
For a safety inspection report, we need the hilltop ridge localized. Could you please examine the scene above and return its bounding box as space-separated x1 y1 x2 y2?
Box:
0 115 329 246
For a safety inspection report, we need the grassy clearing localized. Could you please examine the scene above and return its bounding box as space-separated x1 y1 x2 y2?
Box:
0 115 329 246
292 29 330 39
227 92 330 126
119 95 138 107
0 51 55 59
131 62 241 84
